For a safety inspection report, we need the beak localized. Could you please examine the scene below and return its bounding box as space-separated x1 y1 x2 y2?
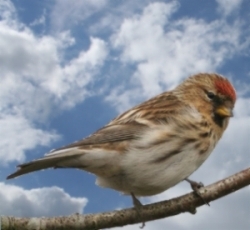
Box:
215 106 233 118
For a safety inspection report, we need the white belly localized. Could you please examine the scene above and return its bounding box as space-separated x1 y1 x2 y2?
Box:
96 139 213 196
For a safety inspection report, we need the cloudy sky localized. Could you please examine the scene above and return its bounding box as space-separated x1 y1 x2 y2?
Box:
0 0 250 229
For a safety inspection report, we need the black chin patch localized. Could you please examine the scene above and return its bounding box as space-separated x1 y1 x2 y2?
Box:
213 113 225 127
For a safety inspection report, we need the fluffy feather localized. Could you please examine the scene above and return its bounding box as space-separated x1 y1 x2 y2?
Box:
7 73 236 200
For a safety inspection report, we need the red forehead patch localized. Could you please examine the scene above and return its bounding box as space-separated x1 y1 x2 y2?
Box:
215 79 236 102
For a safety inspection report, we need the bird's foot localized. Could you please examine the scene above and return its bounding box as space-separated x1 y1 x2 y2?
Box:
131 193 145 229
185 178 210 206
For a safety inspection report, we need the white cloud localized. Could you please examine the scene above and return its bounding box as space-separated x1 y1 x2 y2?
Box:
30 9 46 27
108 2 244 111
0 0 16 21
234 97 250 117
216 0 243 16
0 183 87 217
41 36 108 108
89 0 166 35
50 0 108 31
0 0 108 164
0 22 108 114
0 115 59 164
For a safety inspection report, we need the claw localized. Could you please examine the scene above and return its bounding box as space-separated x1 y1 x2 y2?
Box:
185 178 210 206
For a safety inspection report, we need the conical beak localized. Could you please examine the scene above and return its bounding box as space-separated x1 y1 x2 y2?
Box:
215 106 233 117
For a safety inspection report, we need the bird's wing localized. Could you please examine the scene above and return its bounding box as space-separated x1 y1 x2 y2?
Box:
7 92 188 179
50 121 149 150
6 121 150 179
108 91 184 125
52 91 185 150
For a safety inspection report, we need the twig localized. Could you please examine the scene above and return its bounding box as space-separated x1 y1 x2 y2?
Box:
1 167 250 230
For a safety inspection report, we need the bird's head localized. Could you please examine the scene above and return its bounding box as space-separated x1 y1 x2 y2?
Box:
177 73 236 130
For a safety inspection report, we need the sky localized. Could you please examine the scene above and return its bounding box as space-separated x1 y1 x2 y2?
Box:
0 0 250 229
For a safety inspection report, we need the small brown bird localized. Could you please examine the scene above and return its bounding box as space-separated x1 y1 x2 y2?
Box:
7 73 236 207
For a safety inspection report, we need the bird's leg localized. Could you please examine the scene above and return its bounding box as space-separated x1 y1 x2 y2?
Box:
185 178 210 206
131 193 145 229
131 192 143 208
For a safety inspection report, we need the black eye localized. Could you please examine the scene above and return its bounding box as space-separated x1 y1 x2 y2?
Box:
207 91 215 100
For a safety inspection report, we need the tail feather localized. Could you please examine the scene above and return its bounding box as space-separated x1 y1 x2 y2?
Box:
7 147 84 179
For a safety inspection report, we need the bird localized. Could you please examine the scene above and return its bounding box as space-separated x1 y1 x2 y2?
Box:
7 73 236 208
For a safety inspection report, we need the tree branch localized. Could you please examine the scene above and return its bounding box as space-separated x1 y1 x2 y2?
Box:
1 167 250 230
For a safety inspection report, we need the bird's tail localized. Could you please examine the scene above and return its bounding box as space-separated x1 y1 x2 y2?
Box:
7 147 85 179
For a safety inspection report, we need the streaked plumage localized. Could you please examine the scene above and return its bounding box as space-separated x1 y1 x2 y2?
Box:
7 73 236 202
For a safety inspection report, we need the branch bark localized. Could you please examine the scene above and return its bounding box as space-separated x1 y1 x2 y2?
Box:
1 167 250 230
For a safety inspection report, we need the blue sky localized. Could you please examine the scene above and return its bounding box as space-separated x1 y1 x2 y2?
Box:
0 0 250 229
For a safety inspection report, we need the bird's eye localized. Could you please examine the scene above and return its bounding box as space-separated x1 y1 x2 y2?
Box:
206 91 215 100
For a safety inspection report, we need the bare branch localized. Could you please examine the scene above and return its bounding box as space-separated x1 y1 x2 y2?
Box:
1 167 250 230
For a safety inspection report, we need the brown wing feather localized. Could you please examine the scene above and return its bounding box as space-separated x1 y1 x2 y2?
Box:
55 92 183 151
53 122 148 151
109 91 183 124
7 91 185 180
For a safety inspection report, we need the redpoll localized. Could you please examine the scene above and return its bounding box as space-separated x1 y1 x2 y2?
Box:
7 73 236 207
